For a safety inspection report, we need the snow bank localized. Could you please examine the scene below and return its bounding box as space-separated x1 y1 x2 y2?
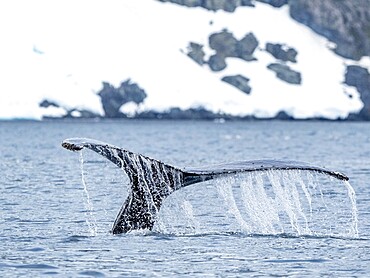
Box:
0 0 364 119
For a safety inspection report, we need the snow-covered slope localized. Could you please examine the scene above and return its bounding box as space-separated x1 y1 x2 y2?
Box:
0 0 365 120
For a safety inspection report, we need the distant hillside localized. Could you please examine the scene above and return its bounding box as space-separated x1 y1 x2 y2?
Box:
1 0 369 120
153 0 370 120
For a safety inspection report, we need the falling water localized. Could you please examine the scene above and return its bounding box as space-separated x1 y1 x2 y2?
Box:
155 184 200 234
216 170 359 238
79 151 98 236
77 147 358 237
344 180 359 235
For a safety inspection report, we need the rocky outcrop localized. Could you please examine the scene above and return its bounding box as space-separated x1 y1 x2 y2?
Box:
39 99 60 108
187 42 205 65
98 80 147 118
208 55 227 71
64 109 99 119
135 107 288 120
265 43 297 63
136 107 225 120
157 0 288 11
256 0 287 8
221 75 251 94
207 30 258 71
157 0 254 12
41 1 368 121
345 65 370 120
237 33 260 61
289 0 370 60
209 30 239 57
274 111 294 120
39 99 99 119
267 63 301 85
160 0 370 61
159 0 370 121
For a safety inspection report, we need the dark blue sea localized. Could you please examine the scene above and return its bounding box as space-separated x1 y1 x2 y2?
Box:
1 120 369 277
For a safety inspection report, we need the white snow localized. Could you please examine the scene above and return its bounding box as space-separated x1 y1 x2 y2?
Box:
0 0 366 120
120 102 140 118
70 110 82 118
41 106 67 118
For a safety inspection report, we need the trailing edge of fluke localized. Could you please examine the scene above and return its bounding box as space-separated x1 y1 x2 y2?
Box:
62 138 349 234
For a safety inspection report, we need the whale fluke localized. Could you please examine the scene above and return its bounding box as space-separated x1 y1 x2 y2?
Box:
62 138 349 234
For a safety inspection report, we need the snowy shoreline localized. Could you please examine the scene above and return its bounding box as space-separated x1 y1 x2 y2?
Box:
0 0 369 120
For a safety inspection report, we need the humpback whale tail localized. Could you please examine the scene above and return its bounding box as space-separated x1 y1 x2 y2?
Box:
62 138 349 234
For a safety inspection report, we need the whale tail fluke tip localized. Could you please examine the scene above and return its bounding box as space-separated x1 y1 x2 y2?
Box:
61 141 84 152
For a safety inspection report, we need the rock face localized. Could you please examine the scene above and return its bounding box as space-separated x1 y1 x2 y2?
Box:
46 1 369 121
160 0 370 61
267 63 301 85
157 0 288 11
209 30 239 57
274 111 294 120
289 0 370 60
137 107 225 120
265 43 297 63
39 99 60 108
64 109 98 119
237 33 260 61
256 0 287 8
208 55 227 71
187 42 205 65
207 30 258 71
158 0 254 12
98 80 147 118
345 65 370 120
221 75 251 94
39 99 99 119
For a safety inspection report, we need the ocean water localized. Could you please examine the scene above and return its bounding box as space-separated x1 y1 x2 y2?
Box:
1 120 369 277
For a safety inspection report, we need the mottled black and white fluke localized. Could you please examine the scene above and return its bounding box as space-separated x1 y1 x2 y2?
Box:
62 138 348 234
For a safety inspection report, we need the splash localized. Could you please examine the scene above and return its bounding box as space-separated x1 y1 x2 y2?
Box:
215 170 359 238
156 169 358 238
155 193 200 234
73 139 358 237
79 151 98 236
344 180 359 235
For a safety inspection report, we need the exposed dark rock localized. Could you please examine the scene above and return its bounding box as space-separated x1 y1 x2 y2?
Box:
157 0 288 11
209 30 239 57
39 99 60 108
267 63 301 85
157 0 254 12
160 0 201 7
256 0 287 8
345 65 370 120
345 65 370 90
203 0 241 12
237 33 259 61
161 0 370 61
187 42 205 65
207 30 258 71
40 99 99 119
289 0 370 60
209 31 258 59
221 75 251 94
41 107 99 120
137 107 283 120
98 80 147 118
265 43 297 63
136 107 225 120
208 54 227 71
240 0 254 6
274 111 294 120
